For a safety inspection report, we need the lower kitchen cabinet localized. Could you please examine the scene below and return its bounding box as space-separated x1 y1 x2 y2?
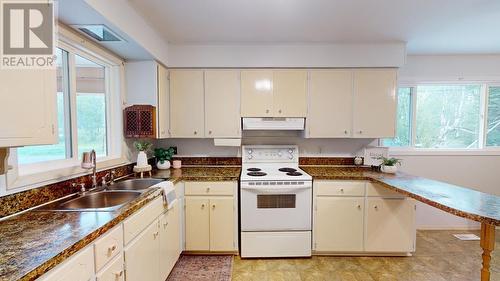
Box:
96 254 124 281
37 246 94 281
365 198 415 252
209 197 235 251
313 180 416 254
159 203 182 280
314 197 364 252
184 181 237 252
124 221 161 281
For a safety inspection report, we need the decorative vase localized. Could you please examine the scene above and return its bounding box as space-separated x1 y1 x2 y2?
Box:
381 165 398 174
157 160 171 170
172 160 182 169
137 151 148 167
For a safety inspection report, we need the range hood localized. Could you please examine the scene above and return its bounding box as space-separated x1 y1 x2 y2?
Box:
242 118 305 130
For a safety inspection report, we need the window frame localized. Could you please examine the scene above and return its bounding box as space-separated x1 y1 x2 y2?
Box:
5 26 128 191
382 81 500 156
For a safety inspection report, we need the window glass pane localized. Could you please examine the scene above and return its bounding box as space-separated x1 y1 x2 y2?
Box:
382 87 412 147
17 48 71 165
487 86 500 147
415 85 481 149
75 54 107 157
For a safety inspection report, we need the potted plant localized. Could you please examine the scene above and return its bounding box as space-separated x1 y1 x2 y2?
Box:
378 156 402 174
154 147 175 170
134 140 152 167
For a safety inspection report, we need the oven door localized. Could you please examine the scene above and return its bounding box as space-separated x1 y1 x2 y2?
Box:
240 182 312 231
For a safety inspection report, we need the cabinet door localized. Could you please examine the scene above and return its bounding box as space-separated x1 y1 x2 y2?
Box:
124 221 160 281
38 246 94 281
209 197 235 251
205 70 241 137
170 70 205 137
365 198 415 252
159 205 181 280
352 69 397 138
157 64 170 138
314 197 364 252
273 70 307 117
308 70 353 137
241 70 273 117
0 69 57 147
185 197 210 251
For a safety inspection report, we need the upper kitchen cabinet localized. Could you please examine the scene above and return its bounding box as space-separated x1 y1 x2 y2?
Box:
241 70 273 117
273 70 308 117
307 70 353 137
169 70 205 138
352 69 397 138
241 70 307 117
0 69 57 147
205 70 241 138
125 61 170 138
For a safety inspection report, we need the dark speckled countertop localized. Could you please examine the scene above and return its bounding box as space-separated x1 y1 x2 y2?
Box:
301 166 500 226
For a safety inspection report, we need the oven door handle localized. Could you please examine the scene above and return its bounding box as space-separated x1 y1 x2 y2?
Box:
241 186 310 193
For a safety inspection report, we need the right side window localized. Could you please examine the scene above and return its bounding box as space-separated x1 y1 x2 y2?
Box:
487 86 500 147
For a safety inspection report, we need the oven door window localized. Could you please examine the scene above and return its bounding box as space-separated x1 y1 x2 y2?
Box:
257 194 296 208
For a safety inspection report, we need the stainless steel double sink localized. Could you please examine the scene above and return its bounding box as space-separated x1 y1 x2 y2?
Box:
37 178 165 212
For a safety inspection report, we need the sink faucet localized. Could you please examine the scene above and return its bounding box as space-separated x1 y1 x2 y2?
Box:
81 150 98 188
100 169 116 187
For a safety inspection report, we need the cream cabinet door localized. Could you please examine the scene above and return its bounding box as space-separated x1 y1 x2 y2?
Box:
170 70 205 137
0 69 57 147
352 69 397 138
307 70 353 137
157 64 170 138
273 70 307 117
365 198 415 252
241 70 273 117
159 205 181 280
209 197 235 251
205 70 241 137
37 246 94 281
314 197 364 252
124 221 160 281
185 197 210 251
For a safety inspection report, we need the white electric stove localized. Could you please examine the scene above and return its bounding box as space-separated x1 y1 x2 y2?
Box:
240 145 312 258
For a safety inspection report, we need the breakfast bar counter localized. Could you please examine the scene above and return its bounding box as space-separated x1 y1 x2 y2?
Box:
301 166 500 281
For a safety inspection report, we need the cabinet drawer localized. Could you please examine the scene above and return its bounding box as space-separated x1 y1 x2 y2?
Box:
366 182 405 198
38 246 94 281
96 254 124 281
94 225 123 271
315 181 365 196
185 181 235 196
123 196 164 244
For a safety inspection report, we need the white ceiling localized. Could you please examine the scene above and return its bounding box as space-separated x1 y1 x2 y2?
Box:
128 0 500 54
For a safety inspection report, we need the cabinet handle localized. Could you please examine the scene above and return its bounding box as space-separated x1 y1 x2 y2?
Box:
153 231 159 239
358 130 363 134
107 244 117 254
357 205 361 209
194 131 197 135
208 130 212 135
374 205 378 210
266 109 270 114
278 109 282 114
114 270 124 277
201 204 205 209
344 130 348 135
212 204 216 209
340 188 344 193
163 221 168 228
206 187 210 193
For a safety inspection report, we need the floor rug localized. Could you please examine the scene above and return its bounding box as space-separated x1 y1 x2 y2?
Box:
166 255 233 281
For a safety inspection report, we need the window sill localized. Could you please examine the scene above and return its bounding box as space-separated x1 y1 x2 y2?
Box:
388 148 500 156
7 156 130 192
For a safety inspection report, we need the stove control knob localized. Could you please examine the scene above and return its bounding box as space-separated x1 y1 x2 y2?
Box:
248 149 253 154
248 155 253 159
289 155 293 159
289 149 293 154
278 152 282 156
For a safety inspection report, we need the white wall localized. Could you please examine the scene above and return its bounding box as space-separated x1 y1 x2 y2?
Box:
167 43 406 68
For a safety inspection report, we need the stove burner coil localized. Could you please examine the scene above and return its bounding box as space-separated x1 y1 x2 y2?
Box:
247 168 262 172
279 167 297 173
286 172 303 176
247 171 267 177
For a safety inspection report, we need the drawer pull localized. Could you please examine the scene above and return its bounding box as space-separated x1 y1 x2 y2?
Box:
114 270 124 278
153 231 159 239
107 244 117 255
212 204 216 209
340 188 344 193
163 221 169 228
206 187 210 192
201 204 205 209
374 205 378 210
357 205 361 209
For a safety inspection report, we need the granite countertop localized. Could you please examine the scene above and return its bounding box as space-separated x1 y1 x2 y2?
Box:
152 166 241 182
0 166 241 281
0 188 162 281
301 166 500 226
